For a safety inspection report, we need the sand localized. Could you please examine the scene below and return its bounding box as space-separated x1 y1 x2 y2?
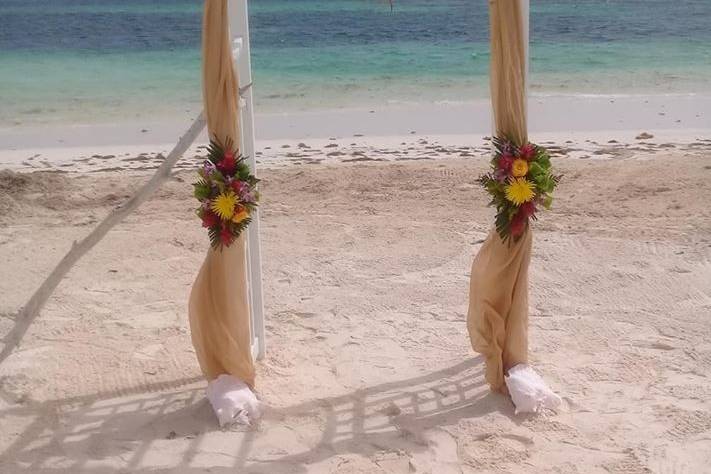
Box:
0 128 710 473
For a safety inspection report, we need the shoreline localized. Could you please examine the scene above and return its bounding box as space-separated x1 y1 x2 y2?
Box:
2 130 710 175
1 93 708 155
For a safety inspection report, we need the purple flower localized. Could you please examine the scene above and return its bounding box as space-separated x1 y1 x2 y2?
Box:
229 181 256 203
502 142 514 156
241 191 256 203
203 160 216 174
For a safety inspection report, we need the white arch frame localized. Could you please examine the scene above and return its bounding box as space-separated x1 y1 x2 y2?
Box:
228 0 266 361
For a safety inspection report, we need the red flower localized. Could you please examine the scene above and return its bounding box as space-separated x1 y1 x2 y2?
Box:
220 226 233 246
510 211 528 238
217 150 236 175
201 209 219 228
498 155 514 173
520 143 536 161
520 201 536 218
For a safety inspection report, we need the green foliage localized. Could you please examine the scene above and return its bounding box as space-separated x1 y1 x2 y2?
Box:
206 137 232 165
480 174 503 208
527 150 560 195
229 218 252 245
538 175 556 194
193 179 211 200
528 161 546 180
236 160 260 186
535 152 551 169
495 211 512 245
542 195 554 210
207 226 221 250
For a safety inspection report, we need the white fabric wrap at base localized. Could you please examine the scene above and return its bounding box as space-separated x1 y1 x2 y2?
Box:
206 374 262 427
505 364 562 415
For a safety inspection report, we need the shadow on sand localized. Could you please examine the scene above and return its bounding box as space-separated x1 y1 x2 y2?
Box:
0 357 514 473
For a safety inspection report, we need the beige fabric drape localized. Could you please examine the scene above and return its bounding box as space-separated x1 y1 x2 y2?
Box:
467 229 531 392
488 0 528 146
467 0 532 393
189 0 255 389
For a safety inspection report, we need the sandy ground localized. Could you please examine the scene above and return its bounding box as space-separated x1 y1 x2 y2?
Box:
0 135 710 473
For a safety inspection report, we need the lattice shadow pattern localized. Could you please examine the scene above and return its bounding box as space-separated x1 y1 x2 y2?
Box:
0 358 513 473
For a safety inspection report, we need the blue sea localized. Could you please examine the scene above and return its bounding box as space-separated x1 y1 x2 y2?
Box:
1 0 710 126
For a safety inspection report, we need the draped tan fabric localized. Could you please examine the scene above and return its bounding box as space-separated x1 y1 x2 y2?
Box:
467 229 531 392
200 0 239 147
189 0 255 389
488 0 528 146
467 0 531 393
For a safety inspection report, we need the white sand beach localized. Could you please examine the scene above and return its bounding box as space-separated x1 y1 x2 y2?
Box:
1 97 710 472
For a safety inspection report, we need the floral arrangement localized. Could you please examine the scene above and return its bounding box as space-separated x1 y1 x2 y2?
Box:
479 136 559 242
193 139 259 249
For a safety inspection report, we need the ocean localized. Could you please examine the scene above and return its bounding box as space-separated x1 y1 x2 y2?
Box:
1 0 710 126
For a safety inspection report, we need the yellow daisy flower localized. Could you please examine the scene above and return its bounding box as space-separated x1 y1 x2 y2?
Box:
505 178 536 205
512 158 529 177
232 207 250 224
211 191 237 220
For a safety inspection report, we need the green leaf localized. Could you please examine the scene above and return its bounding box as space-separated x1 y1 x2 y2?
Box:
536 152 551 169
528 161 545 180
540 175 556 193
206 138 225 165
207 226 220 250
193 179 211 200
543 195 554 210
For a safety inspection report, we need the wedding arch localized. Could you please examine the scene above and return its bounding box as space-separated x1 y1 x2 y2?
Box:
185 0 550 425
205 0 533 368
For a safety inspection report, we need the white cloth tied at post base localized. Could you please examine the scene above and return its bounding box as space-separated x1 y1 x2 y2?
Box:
505 364 562 415
206 374 262 428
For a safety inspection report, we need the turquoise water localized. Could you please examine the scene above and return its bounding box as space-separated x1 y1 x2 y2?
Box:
1 0 710 126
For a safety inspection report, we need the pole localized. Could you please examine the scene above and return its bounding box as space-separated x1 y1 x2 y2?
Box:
228 0 266 361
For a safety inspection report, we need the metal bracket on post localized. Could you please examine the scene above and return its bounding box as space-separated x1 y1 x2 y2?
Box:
228 0 266 361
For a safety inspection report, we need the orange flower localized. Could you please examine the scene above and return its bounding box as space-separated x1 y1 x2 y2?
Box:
512 158 529 177
232 205 250 224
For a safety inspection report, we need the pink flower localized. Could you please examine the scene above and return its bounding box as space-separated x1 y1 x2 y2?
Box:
520 201 536 218
230 180 247 194
220 227 233 246
498 155 514 173
510 211 528 237
520 143 536 161
217 151 236 175
201 209 219 228
230 180 255 203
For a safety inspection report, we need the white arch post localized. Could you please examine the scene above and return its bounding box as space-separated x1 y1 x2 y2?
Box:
228 0 266 361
